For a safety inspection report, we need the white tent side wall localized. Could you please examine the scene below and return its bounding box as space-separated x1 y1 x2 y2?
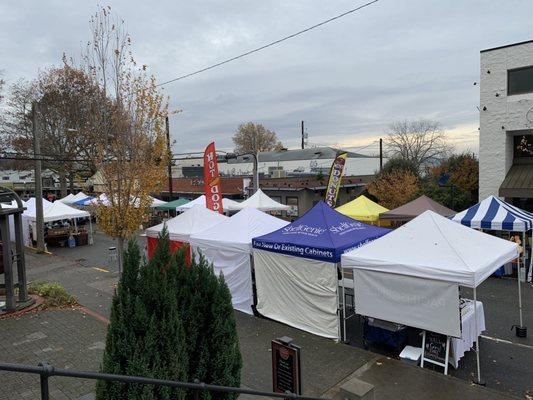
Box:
354 269 462 337
254 249 339 340
192 244 253 315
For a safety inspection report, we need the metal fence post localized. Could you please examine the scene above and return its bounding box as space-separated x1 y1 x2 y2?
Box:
193 379 200 400
38 362 53 400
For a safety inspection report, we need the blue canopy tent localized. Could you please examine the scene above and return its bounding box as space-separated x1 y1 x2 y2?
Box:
252 201 390 339
452 195 533 337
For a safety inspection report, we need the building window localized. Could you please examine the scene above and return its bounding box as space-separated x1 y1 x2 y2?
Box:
514 134 533 159
286 197 299 217
508 66 533 95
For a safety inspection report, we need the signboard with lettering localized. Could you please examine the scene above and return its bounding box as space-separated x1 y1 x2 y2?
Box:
421 330 450 375
271 337 301 394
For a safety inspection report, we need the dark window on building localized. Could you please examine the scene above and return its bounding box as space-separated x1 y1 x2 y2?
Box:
514 134 533 159
2 177 9 180
508 66 533 95
286 196 299 217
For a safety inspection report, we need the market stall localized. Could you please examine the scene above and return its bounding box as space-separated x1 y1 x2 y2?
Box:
24 200 92 247
189 208 288 315
342 210 518 379
379 195 454 223
252 201 390 340
145 205 227 263
335 195 391 226
452 195 533 335
226 189 290 212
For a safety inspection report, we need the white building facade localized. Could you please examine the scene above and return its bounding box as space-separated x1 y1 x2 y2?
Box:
479 40 533 211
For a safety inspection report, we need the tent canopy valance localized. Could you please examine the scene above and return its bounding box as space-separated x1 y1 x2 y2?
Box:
452 195 533 232
226 189 290 212
335 195 389 223
253 201 391 263
145 205 227 242
342 210 519 288
379 195 455 221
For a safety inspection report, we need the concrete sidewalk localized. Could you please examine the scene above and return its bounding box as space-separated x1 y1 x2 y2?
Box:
0 308 518 400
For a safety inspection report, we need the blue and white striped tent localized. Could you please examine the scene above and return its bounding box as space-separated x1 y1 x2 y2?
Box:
452 196 533 232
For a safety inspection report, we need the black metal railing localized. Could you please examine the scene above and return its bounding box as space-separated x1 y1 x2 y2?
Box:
0 362 327 400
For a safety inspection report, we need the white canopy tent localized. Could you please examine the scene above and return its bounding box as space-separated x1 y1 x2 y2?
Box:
24 201 93 246
342 211 519 381
24 197 53 212
226 189 290 212
145 205 227 260
175 195 241 213
189 208 288 315
58 194 75 203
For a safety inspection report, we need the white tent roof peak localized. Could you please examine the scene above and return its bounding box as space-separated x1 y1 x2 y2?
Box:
226 189 290 212
175 195 241 212
342 210 519 288
190 207 289 252
145 205 227 241
24 200 90 222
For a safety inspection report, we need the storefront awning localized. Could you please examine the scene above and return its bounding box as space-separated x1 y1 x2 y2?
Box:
499 164 533 198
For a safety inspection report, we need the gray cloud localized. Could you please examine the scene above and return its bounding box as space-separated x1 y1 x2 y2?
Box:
1 0 532 154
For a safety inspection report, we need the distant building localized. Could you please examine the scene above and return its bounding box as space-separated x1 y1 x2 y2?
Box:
172 146 380 178
161 175 373 218
0 169 61 199
161 177 244 201
257 175 373 218
479 40 533 211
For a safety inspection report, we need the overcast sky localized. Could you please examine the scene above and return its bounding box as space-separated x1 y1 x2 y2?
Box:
1 0 533 155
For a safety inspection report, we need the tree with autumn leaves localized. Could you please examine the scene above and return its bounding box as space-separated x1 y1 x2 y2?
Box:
83 6 170 270
369 152 479 211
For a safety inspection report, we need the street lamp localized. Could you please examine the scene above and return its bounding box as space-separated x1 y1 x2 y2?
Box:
224 152 259 195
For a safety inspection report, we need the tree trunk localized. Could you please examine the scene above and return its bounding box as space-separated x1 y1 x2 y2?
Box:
59 166 67 198
69 170 75 193
117 236 124 276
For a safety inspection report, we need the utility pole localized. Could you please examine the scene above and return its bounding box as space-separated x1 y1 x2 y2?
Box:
301 121 305 149
379 138 383 172
32 102 45 253
165 116 173 200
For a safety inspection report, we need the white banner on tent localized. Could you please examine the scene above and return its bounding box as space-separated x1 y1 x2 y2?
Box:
254 249 339 340
354 270 461 338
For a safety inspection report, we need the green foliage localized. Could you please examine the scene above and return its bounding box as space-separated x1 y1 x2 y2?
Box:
381 157 419 178
27 282 77 307
419 180 471 211
96 228 242 400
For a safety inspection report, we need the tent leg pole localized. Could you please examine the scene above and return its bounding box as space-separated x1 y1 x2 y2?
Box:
89 218 93 245
473 287 484 385
342 271 347 343
514 232 526 337
524 229 533 283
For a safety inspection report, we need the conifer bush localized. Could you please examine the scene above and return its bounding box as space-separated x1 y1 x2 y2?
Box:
96 229 242 400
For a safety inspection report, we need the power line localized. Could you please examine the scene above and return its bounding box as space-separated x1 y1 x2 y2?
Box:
157 0 379 86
